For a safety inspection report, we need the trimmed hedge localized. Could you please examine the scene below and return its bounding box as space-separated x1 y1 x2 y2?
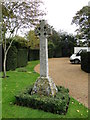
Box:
28 48 55 60
15 86 70 115
54 47 62 58
48 42 55 58
6 46 17 71
28 49 39 61
17 49 28 67
0 45 3 72
6 47 28 71
2 38 28 71
81 52 90 73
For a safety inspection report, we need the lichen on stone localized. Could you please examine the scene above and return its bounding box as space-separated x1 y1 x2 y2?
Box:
31 77 58 97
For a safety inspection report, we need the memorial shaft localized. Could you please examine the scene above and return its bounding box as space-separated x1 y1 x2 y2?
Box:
40 33 48 78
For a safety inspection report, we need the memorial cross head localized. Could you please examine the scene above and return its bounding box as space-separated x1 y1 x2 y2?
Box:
35 20 52 37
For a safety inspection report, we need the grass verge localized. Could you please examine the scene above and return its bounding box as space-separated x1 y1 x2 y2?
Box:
1 60 89 119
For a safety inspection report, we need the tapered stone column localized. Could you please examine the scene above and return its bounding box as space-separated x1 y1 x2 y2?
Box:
31 20 58 97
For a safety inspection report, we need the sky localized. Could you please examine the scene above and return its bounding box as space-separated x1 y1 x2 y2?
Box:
17 0 90 36
41 0 89 35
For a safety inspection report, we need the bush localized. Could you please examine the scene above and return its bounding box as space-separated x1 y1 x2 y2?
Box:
6 46 17 71
15 86 70 115
28 49 39 61
17 67 27 72
17 49 28 67
54 47 62 58
81 52 90 73
13 36 28 49
48 42 55 58
0 45 3 72
2 37 28 71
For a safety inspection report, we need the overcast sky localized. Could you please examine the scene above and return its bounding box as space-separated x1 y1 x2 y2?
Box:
18 0 89 36
41 0 89 35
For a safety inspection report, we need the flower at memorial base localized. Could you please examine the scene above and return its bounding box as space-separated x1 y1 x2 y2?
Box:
76 110 79 112
87 110 88 113
4 87 6 90
28 72 32 74
9 102 13 105
72 101 74 104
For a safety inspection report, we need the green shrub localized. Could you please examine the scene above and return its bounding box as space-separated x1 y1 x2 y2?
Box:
15 86 70 115
17 67 27 72
81 52 90 73
6 48 28 71
2 37 28 71
6 46 17 71
17 49 28 67
54 46 62 58
13 36 28 49
0 45 3 72
48 42 55 58
28 49 39 61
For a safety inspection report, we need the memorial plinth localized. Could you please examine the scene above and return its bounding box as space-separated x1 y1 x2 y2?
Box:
31 20 58 97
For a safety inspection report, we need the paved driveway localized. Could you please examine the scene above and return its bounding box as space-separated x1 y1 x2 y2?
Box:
34 58 89 108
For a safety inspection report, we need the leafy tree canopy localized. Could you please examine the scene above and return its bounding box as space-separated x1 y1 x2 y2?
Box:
48 29 76 48
72 6 90 45
2 0 45 38
13 35 28 48
26 30 39 49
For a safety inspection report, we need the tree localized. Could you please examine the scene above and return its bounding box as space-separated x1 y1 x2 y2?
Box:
48 41 55 58
13 35 28 48
48 29 76 57
26 30 39 49
72 6 90 46
1 0 45 78
59 32 77 56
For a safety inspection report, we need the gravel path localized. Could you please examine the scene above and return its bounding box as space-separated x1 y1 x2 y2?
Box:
34 58 89 108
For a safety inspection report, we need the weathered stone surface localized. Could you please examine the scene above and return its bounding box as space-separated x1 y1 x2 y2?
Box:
31 77 58 97
35 20 52 78
32 20 58 97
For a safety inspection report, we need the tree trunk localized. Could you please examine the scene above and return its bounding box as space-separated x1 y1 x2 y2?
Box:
3 52 7 78
3 37 14 78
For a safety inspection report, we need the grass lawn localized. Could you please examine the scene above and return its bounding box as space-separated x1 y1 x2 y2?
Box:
1 60 90 119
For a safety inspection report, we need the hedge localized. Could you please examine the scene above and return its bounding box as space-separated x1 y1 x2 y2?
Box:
1 38 28 71
6 46 17 71
15 85 70 115
3 47 28 71
28 46 73 60
17 49 28 67
28 49 39 61
48 42 55 58
81 52 90 73
28 48 55 60
54 47 62 58
0 45 2 72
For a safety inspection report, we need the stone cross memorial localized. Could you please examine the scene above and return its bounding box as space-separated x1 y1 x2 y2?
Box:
31 20 58 97
35 20 50 78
